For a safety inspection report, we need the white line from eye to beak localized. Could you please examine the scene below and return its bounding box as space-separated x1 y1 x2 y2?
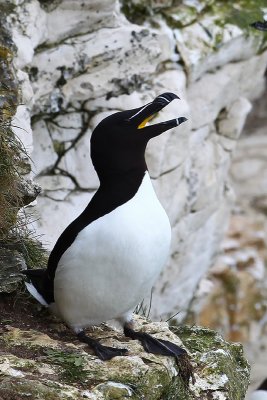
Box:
128 102 152 120
158 96 170 103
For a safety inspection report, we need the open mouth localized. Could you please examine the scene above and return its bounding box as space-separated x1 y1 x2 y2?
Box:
138 113 158 129
128 92 187 131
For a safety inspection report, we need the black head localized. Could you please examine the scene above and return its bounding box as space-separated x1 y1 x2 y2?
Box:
91 92 187 182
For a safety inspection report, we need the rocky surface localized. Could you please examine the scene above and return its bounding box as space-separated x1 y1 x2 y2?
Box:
0 313 250 400
185 210 267 399
187 211 267 337
177 77 267 398
188 80 267 398
230 84 267 213
0 249 26 293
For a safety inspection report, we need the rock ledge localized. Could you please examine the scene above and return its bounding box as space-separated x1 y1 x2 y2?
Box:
0 316 250 399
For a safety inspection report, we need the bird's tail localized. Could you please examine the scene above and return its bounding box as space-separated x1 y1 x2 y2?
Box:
22 269 49 306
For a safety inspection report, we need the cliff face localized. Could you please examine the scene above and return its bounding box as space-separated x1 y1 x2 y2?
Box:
1 1 264 398
3 0 267 322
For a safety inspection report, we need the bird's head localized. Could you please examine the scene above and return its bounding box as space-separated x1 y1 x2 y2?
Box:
91 92 187 181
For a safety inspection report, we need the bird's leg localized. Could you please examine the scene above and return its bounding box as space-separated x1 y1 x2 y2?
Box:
123 321 195 386
77 331 128 361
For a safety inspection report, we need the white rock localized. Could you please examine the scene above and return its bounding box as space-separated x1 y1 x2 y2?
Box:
186 129 232 212
47 112 83 142
0 0 24 4
46 0 124 44
146 116 189 179
87 70 187 115
152 202 229 320
16 69 34 108
30 44 77 107
218 97 252 140
12 32 35 69
175 16 262 82
12 105 33 155
9 0 47 68
36 175 75 192
231 133 267 159
146 70 191 177
58 129 99 189
231 158 266 182
31 25 170 109
86 91 156 113
31 120 57 176
152 166 186 226
230 131 267 202
187 52 267 130
29 191 94 250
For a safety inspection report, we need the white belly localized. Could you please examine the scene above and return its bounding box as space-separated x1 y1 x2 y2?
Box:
53 172 171 330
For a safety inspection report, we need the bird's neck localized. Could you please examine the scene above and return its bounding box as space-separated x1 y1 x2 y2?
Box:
85 167 147 216
98 167 148 191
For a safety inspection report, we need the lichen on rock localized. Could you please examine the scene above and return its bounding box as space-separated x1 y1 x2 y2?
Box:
0 316 250 399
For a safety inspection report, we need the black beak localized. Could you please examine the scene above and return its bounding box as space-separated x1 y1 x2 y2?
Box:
127 92 187 140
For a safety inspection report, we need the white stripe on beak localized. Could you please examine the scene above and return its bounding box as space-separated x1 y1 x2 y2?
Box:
157 95 170 103
128 102 152 120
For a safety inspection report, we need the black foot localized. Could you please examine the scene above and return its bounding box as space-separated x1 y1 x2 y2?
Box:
124 326 195 386
77 331 128 361
250 21 267 31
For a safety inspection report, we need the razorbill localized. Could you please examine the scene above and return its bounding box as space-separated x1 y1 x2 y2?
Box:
250 379 267 400
24 92 193 384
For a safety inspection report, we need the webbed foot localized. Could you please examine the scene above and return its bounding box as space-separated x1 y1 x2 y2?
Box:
77 331 128 361
124 325 195 386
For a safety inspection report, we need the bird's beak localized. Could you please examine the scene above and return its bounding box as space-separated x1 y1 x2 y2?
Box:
127 92 187 140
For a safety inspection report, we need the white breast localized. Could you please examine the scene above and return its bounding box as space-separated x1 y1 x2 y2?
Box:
53 172 171 330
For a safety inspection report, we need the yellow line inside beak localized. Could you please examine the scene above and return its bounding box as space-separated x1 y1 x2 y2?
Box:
138 115 154 129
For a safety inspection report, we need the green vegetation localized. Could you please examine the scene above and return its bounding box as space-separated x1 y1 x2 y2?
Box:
0 24 47 276
0 36 21 236
211 0 267 47
121 0 267 50
44 348 89 384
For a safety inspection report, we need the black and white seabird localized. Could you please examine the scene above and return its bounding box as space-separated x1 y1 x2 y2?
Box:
24 93 194 384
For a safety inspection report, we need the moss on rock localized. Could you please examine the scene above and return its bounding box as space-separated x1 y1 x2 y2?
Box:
173 325 250 399
0 318 250 399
